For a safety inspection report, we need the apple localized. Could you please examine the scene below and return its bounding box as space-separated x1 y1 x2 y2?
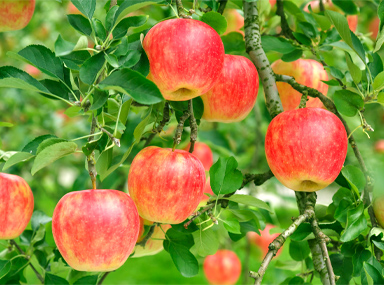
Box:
201 54 259 122
374 140 384 154
247 224 282 257
132 219 171 258
373 196 384 228
369 17 380 39
269 0 276 6
184 142 213 171
24 64 41 78
143 19 225 101
223 9 244 35
67 2 81 14
52 189 140 271
128 146 206 224
304 0 357 32
271 59 328 111
199 177 214 207
203 249 242 285
265 108 348 192
0 173 34 240
0 0 35 32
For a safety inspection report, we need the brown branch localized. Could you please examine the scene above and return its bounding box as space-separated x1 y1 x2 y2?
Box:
188 100 197 153
276 0 294 39
175 0 191 19
10 240 44 283
87 115 98 189
97 124 120 147
241 170 274 188
144 102 170 147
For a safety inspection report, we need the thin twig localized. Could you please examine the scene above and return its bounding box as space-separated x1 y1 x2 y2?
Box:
144 102 170 147
98 124 120 147
184 204 215 229
98 272 111 285
241 170 274 188
188 100 197 153
172 111 190 151
175 0 191 18
136 224 157 248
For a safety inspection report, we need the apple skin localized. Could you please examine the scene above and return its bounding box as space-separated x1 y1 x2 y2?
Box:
24 64 41 78
369 17 380 39
184 142 213 171
0 0 35 32
247 224 282 257
143 19 225 101
265 108 348 192
128 146 206 224
132 220 171 258
373 196 384 228
374 140 384 154
271 59 328 111
223 9 244 35
201 54 259 123
203 249 242 285
199 177 214 207
52 189 140 272
0 173 34 240
67 2 81 14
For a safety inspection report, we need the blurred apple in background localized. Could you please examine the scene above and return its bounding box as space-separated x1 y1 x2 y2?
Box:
373 195 384 228
374 140 384 153
184 142 213 171
24 64 41 78
0 0 35 32
67 2 81 14
369 17 380 39
247 224 282 257
223 9 244 35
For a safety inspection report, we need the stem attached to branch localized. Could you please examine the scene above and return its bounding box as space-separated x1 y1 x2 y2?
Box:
136 224 158 248
172 111 190 151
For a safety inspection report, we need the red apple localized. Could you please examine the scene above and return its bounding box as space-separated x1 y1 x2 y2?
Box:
143 19 224 101
271 59 328 111
184 142 213 171
269 0 276 6
223 9 244 35
0 173 34 239
128 146 206 224
24 64 41 78
373 195 384 228
369 17 380 39
0 0 35 32
247 224 282 257
201 54 259 122
67 2 81 14
203 249 242 285
52 189 140 271
265 108 347 192
132 219 171 258
374 140 384 154
304 0 357 32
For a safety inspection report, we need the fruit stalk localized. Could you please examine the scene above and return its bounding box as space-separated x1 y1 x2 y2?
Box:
87 115 98 189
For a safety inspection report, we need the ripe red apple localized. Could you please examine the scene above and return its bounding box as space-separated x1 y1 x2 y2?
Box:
247 224 282 257
52 189 140 271
271 59 328 111
373 195 384 228
374 140 384 153
143 19 224 101
184 142 213 171
304 0 357 32
24 64 41 78
223 9 244 35
203 249 242 285
132 219 171 258
265 108 347 192
0 0 35 32
0 173 34 239
128 146 206 224
201 55 259 122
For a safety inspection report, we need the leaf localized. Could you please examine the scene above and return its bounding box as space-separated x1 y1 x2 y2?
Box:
311 13 331 31
73 275 99 285
71 0 96 19
373 71 384 92
120 49 142 68
2 152 34 171
45 273 70 285
17 45 65 80
105 53 119 68
31 210 52 231
99 68 164 105
261 36 296 54
55 35 76 57
345 52 362 85
90 88 109 110
221 32 245 54
31 142 78 175
209 157 243 195
36 138 68 155
0 122 13 127
191 228 219 257
114 0 164 24
93 19 107 42
79 52 105 85
200 11 227 35
31 224 46 246
341 204 367 242
363 263 384 285
377 93 384 105
221 218 241 234
112 15 148 39
289 240 311 261
325 10 352 49
332 187 354 207
0 260 11 279
322 79 341 86
168 243 199 278
333 89 364 117
105 5 119 31
341 165 366 194
22 134 57 155
332 0 358 15
224 194 271 212
334 199 353 224
40 79 71 101
281 49 303 62
165 228 194 249
292 32 312 46
67 14 92 36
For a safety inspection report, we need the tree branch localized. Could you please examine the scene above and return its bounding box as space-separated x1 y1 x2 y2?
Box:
276 0 294 39
144 102 170 147
188 100 197 153
87 115 98 190
175 0 191 18
172 111 190 150
241 170 274 188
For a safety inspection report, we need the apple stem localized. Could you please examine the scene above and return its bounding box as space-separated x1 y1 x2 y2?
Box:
172 110 190 151
175 0 192 19
136 223 159 248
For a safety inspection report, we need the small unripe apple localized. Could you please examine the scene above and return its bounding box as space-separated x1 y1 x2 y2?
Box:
184 142 213 171
223 9 244 35
52 190 140 272
0 173 34 239
247 224 282 257
203 249 242 285
0 0 35 32
128 146 206 224
374 140 384 154
143 19 225 101
265 108 348 192
201 54 259 122
272 59 328 111
373 196 384 228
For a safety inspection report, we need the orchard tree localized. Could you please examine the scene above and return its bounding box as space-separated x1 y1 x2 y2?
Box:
0 0 384 285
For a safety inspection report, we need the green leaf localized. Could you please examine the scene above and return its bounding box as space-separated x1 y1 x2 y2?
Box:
114 0 164 24
221 218 241 234
0 260 11 279
105 5 119 31
341 165 366 194
333 89 364 117
36 138 68 155
168 243 198 278
191 228 219 257
209 157 243 195
40 79 71 101
378 93 384 105
311 13 331 31
325 10 352 48
90 88 109 110
334 199 353 224
333 0 358 15
31 210 52 231
22 134 57 155
31 224 46 246
200 11 227 35
99 68 164 105
341 204 367 242
31 142 78 175
289 240 311 261
92 19 107 42
2 152 34 171
120 50 142 68
221 32 245 54
55 35 76 57
224 194 271 212
281 49 303 62
350 31 366 63
332 187 354 207
373 71 384 92
105 53 119 68
45 273 70 285
67 14 92 36
79 52 105 85
228 209 260 231
322 79 341 86
345 52 362 85
112 15 148 39
261 36 296 54
73 275 99 285
17 45 65 80
166 228 194 248
0 122 13 127
292 32 312 46
363 263 384 285
71 0 96 19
